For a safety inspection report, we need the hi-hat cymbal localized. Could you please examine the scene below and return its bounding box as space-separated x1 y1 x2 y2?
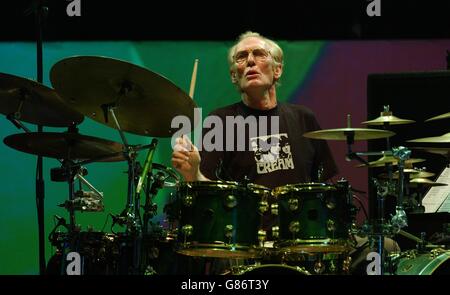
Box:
303 128 395 141
425 112 450 122
378 169 436 179
0 72 84 127
50 56 197 137
407 133 450 144
361 115 415 126
3 132 125 162
356 156 426 168
409 178 448 187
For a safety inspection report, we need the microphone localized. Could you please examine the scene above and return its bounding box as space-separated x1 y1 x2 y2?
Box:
136 139 158 194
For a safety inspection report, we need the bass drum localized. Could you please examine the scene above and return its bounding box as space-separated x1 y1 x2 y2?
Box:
390 250 450 275
232 264 310 275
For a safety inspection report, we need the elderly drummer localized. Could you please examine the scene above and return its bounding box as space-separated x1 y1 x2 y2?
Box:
172 31 337 187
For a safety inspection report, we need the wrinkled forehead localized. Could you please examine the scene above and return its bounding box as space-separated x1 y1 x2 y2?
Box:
234 37 271 53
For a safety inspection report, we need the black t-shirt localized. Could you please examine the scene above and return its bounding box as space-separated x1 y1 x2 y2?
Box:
199 101 338 189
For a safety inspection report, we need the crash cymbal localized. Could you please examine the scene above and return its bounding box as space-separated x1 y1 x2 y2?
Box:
425 112 450 122
3 132 125 162
303 128 395 141
361 112 415 126
407 132 450 144
356 156 426 168
378 169 436 179
0 72 84 127
50 56 197 137
409 178 448 187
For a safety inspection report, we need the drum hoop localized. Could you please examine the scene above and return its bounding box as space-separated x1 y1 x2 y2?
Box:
176 242 261 258
233 264 311 275
272 182 337 196
178 181 271 194
418 252 450 275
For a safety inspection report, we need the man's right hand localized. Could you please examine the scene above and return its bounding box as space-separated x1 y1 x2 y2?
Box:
171 136 206 182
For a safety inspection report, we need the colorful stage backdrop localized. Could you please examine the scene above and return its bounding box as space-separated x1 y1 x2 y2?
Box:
1 39 449 274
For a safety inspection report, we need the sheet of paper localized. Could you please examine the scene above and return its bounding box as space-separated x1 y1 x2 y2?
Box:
422 167 450 213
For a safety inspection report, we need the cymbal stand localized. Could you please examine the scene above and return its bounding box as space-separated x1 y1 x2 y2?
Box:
105 105 140 232
23 0 48 274
102 99 158 274
391 146 410 231
345 132 399 274
5 114 32 133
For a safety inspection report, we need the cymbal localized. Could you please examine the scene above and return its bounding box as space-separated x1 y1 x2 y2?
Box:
361 115 415 126
0 72 84 127
378 169 436 179
50 56 197 137
356 156 426 168
409 146 450 157
425 112 450 122
407 132 450 144
409 178 448 187
303 128 395 141
3 132 125 162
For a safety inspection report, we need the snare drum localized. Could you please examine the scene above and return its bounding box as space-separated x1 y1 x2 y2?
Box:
175 181 271 259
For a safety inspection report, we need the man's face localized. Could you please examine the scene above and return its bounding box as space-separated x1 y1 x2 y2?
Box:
231 37 282 92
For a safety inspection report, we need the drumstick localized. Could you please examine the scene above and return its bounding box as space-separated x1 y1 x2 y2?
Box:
182 59 199 148
189 59 199 99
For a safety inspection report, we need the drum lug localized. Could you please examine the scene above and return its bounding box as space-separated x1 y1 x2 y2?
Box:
258 200 268 214
224 195 237 208
182 194 194 207
258 229 267 244
314 260 326 274
325 196 336 210
342 256 352 273
271 226 279 239
225 224 234 240
289 221 300 234
181 224 193 238
271 204 279 215
288 198 299 211
327 219 336 232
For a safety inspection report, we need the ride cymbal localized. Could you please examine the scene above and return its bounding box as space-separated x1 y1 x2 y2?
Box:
303 128 395 141
4 132 125 162
361 115 415 126
50 56 197 137
407 133 450 144
425 112 450 122
356 156 426 168
409 178 448 187
0 72 84 127
378 169 436 179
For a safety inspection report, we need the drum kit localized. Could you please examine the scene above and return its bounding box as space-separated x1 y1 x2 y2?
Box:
2 55 450 275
